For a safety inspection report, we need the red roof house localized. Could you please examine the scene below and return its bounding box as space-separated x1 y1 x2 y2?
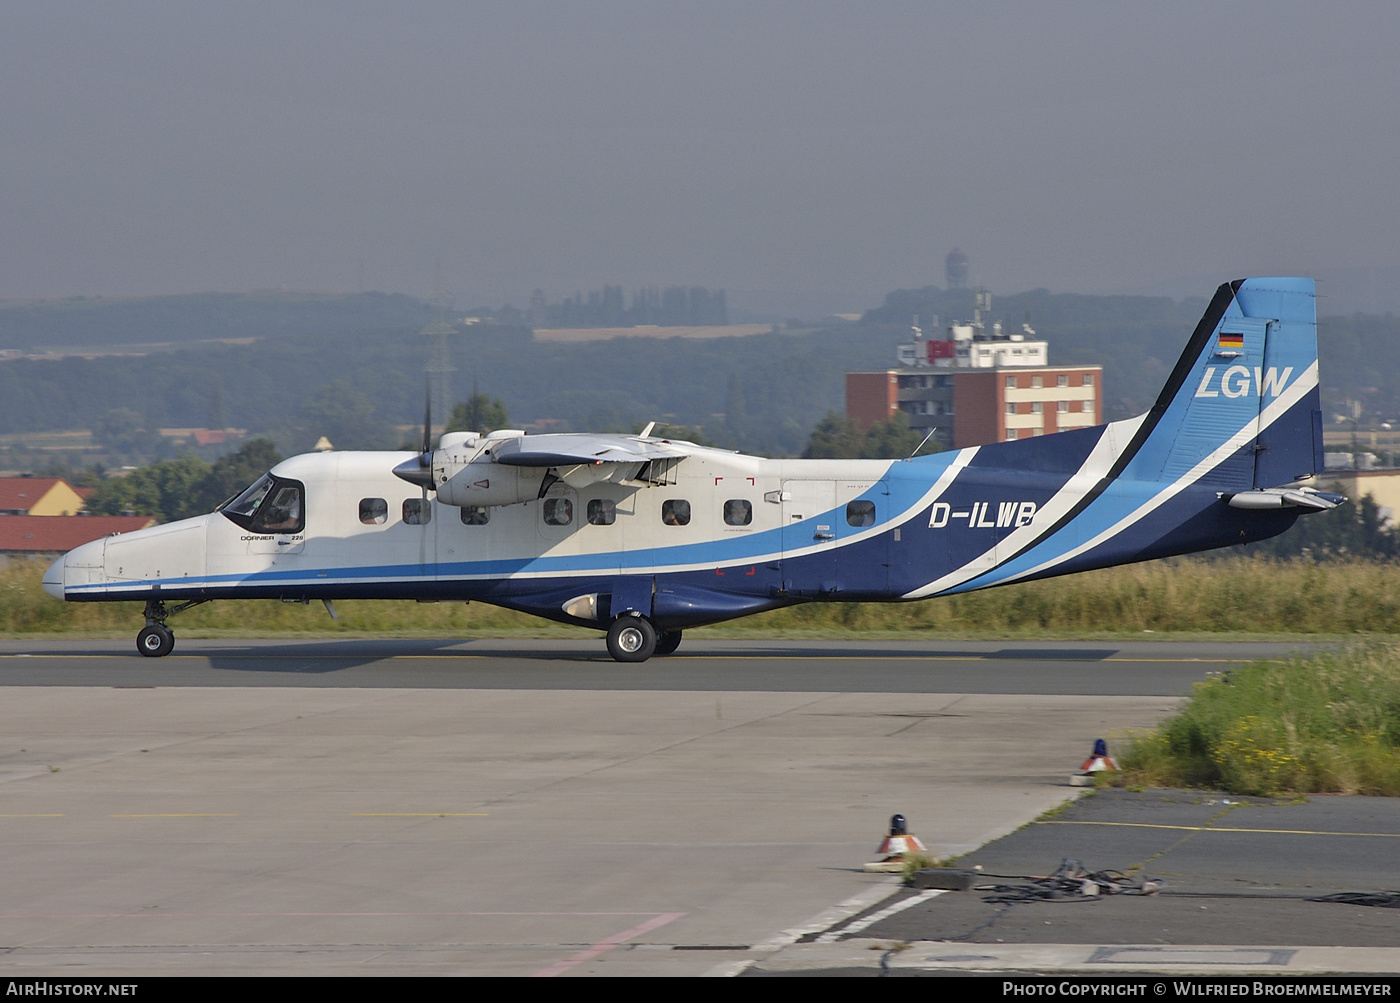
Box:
0 515 157 555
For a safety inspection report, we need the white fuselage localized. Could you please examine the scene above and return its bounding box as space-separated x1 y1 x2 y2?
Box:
47 447 897 610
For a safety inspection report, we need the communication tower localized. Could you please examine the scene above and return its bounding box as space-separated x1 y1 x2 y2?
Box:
945 248 969 289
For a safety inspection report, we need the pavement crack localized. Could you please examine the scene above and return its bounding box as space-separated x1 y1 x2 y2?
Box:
1129 803 1240 873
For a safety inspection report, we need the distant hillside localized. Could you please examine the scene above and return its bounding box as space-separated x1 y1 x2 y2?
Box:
0 285 1393 461
0 319 905 458
0 291 433 350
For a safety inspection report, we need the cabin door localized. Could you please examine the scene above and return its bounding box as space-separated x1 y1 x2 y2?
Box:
780 480 839 596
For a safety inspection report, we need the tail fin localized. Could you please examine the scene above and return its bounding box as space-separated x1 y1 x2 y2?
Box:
1122 278 1322 491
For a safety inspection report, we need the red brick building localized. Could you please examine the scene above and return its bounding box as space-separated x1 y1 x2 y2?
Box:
846 291 1103 449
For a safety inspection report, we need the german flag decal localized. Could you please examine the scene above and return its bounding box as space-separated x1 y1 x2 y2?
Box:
1218 332 1245 349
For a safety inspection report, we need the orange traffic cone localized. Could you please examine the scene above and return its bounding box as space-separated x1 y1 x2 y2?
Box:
863 814 928 873
1070 738 1118 786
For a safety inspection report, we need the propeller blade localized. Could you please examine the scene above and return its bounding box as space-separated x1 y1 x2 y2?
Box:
422 376 433 461
394 376 437 489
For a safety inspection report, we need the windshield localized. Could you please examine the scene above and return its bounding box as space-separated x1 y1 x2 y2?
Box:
219 473 305 534
223 474 275 519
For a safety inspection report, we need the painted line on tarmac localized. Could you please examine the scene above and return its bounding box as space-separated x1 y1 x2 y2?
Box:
109 813 238 818
712 880 902 977
750 941 1400 975
815 888 947 943
1041 820 1400 838
750 878 901 953
532 911 687 977
352 806 490 812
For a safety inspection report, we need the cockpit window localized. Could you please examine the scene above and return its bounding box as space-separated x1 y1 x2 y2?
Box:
219 473 306 535
257 485 303 532
223 474 275 520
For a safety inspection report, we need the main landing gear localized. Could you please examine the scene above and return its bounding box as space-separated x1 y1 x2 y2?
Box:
135 598 207 658
605 615 682 663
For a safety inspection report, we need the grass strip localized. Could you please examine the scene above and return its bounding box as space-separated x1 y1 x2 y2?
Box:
1110 643 1400 796
5 554 1400 637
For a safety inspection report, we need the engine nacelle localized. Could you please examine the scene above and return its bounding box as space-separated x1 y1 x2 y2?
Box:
427 431 547 507
435 459 549 507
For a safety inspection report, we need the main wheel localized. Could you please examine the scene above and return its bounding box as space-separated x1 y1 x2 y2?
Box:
136 624 175 658
654 629 682 656
606 615 656 663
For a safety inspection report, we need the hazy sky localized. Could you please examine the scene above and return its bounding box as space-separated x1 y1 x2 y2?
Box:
3 2 1397 313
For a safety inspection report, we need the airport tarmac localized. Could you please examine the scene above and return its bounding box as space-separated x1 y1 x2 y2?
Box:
744 789 1400 977
0 636 1383 978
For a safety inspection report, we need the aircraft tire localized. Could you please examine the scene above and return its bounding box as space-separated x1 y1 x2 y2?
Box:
654 629 682 656
137 624 175 658
607 615 656 663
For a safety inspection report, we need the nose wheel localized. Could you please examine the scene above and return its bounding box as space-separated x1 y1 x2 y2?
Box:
135 597 205 658
137 624 175 658
606 615 657 662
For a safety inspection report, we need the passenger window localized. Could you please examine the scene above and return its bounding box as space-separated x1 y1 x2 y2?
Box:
587 499 616 526
403 498 432 525
723 499 752 526
661 499 690 526
460 506 490 525
846 500 876 527
359 498 387 525
543 497 573 526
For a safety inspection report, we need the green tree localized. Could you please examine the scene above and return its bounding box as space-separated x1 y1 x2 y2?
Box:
301 380 393 450
86 455 212 523
447 393 510 434
84 439 285 523
1237 489 1400 561
191 438 283 512
859 412 924 459
802 411 864 458
94 407 159 457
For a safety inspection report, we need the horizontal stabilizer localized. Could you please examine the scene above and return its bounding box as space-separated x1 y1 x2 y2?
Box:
1226 487 1345 511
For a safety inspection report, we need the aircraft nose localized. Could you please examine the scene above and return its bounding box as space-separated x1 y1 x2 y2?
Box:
42 556 65 599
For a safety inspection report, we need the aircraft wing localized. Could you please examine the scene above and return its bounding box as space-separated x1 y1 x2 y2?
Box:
489 433 690 468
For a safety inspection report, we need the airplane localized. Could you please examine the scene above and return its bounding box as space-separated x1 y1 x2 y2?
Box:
43 278 1342 662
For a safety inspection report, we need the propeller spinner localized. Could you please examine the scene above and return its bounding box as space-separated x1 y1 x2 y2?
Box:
392 379 437 489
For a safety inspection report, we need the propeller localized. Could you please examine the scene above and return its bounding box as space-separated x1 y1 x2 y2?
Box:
418 377 431 568
422 375 433 458
393 376 437 489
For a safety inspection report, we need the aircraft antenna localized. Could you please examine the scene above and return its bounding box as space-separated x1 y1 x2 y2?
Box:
909 427 939 458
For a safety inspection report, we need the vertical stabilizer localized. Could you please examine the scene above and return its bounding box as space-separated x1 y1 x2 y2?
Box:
1119 278 1320 492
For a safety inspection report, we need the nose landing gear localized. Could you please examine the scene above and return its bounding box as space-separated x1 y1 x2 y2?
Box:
137 623 175 658
135 597 208 658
